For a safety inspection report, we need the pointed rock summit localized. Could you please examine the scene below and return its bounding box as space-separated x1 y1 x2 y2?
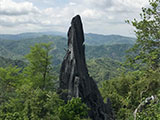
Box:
59 15 114 120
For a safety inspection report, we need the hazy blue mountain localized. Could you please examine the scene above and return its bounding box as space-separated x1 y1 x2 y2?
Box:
0 45 22 59
0 31 66 40
0 56 25 68
86 44 132 61
85 33 136 45
0 32 135 45
87 57 121 83
0 35 67 64
0 35 66 54
0 33 134 65
0 33 132 82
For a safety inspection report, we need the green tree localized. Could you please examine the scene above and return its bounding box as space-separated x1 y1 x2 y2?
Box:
58 98 90 120
0 88 63 120
0 66 22 104
22 88 63 120
126 0 160 70
100 69 160 119
24 42 55 90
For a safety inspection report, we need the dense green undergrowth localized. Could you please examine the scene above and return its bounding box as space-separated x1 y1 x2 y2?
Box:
0 43 90 120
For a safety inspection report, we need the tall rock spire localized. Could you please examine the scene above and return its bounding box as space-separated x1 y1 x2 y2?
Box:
59 15 114 120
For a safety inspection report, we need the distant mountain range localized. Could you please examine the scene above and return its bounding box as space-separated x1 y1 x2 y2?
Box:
0 56 25 68
0 32 135 65
0 31 66 40
0 31 136 45
87 57 121 83
85 33 136 45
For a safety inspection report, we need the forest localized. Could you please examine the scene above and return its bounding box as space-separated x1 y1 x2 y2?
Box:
0 0 160 120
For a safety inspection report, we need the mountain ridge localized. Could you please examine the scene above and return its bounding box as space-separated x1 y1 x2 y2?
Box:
0 33 134 65
0 32 136 46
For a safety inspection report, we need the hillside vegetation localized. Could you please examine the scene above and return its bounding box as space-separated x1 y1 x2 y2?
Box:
0 0 159 119
0 34 133 65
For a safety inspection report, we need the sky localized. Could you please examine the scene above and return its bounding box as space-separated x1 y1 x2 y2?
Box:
0 0 150 37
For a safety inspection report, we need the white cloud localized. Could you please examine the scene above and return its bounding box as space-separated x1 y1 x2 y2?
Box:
81 9 102 19
0 0 150 36
0 0 39 15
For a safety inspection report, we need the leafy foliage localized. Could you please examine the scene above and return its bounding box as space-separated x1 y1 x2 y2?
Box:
0 1 159 119
100 69 160 119
0 66 22 104
100 0 160 119
24 42 54 90
59 98 89 120
0 43 90 120
0 88 63 120
126 0 160 70
136 93 160 120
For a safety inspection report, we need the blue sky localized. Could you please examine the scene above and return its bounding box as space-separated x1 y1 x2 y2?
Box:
0 0 149 37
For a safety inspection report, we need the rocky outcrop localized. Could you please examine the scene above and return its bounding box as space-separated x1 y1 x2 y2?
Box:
59 15 114 120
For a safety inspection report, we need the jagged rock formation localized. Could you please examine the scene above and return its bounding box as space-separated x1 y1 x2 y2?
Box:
59 15 114 120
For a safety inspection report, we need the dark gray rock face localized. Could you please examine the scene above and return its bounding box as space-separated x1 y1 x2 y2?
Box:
59 15 114 120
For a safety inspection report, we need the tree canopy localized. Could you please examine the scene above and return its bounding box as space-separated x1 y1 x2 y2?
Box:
126 0 160 70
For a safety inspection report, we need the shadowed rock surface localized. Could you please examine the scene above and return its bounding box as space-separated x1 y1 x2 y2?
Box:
59 15 114 120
